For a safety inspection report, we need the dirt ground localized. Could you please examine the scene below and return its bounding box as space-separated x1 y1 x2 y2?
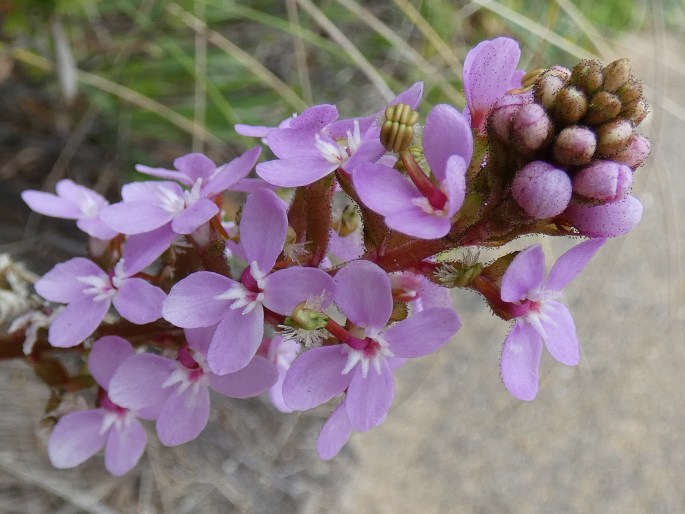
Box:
0 31 683 514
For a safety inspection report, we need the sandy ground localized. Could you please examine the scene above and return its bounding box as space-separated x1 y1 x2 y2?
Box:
1 31 683 514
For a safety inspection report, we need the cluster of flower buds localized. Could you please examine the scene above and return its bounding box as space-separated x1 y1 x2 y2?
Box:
6 37 649 475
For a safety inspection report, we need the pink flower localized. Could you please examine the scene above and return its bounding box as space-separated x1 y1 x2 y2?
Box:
21 179 117 240
108 326 277 446
35 258 165 348
48 336 156 476
499 238 606 400
282 260 460 432
163 188 335 375
463 37 523 133
563 195 643 237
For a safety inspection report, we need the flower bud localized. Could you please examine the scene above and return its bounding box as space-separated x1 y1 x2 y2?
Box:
603 58 632 93
572 160 633 202
381 103 419 153
512 161 572 219
613 134 650 168
488 93 530 143
617 77 643 105
585 91 622 125
570 59 603 95
563 195 643 237
553 86 588 125
512 103 553 154
553 126 596 165
621 99 649 125
596 119 633 156
533 66 570 109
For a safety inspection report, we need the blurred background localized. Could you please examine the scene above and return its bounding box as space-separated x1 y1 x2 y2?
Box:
0 0 683 512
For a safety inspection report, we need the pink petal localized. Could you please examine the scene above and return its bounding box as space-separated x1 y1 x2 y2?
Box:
256 156 337 187
282 345 351 410
463 37 521 131
269 367 292 413
203 146 261 197
113 278 165 324
135 164 193 186
265 127 320 159
443 155 467 217
385 209 451 240
100 202 173 235
21 190 80 219
163 272 235 328
539 301 580 366
173 153 216 181
240 188 287 272
334 260 392 329
104 417 147 476
262 267 335 315
345 361 394 432
48 409 107 469
89 336 134 390
384 307 460 358
76 218 118 240
545 238 607 292
184 326 216 354
353 163 421 216
156 386 210 446
563 195 643 237
171 199 218 235
500 245 546 302
289 104 338 130
48 296 110 348
235 123 273 138
390 81 424 109
423 104 473 179
122 224 177 275
108 353 175 410
120 181 184 202
207 306 264 375
209 356 278 398
500 320 543 401
35 257 105 303
317 402 354 460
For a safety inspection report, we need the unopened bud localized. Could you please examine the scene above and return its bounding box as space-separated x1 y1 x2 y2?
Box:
512 103 553 154
585 91 622 125
617 77 643 105
512 161 572 219
572 160 633 202
534 66 570 109
563 195 643 237
621 99 648 125
603 58 632 93
596 119 633 156
488 93 530 142
553 86 588 125
570 59 603 95
381 103 419 153
553 126 597 165
613 134 651 168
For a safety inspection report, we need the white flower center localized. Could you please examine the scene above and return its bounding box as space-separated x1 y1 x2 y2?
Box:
213 262 267 315
411 195 449 217
79 194 100 218
162 359 209 398
77 274 116 302
315 120 361 165
341 331 394 378
100 408 134 435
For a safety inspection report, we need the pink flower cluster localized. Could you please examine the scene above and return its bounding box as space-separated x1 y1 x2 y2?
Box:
15 37 649 474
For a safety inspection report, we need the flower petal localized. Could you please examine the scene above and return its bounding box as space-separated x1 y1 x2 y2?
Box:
443 155 467 217
500 244 546 302
203 146 261 197
184 326 216 354
262 267 335 315
563 195 643 237
345 361 394 432
423 104 473 179
353 163 421 216
385 209 451 239
207 306 264 375
282 345 351 411
317 402 354 460
156 386 210 446
384 307 460 358
48 297 110 348
108 353 175 410
104 417 147 476
500 320 543 401
289 104 338 130
545 238 607 292
76 218 118 240
539 301 580 366
163 272 235 328
89 336 134 390
134 165 193 186
21 190 80 219
173 153 216 181
48 409 107 469
209 356 278 398
334 260 392 329
35 257 105 303
100 202 173 235
171 199 219 235
122 224 177 276
240 188 287 272
113 278 165 324
256 156 337 188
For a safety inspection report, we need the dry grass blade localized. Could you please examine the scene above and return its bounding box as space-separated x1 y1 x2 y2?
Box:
335 0 464 103
296 0 395 101
4 46 226 152
167 2 307 113
469 0 597 60
193 0 207 153
286 0 313 105
554 0 614 60
392 0 463 74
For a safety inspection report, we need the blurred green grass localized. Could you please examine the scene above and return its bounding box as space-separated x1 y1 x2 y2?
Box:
1 0 680 175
